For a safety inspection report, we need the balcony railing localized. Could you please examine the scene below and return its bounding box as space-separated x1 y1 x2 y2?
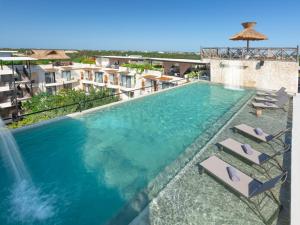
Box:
200 47 299 62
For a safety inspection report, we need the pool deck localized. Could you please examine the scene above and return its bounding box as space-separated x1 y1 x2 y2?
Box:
130 95 292 225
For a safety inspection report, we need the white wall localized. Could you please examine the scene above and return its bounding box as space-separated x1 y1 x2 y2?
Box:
209 59 298 93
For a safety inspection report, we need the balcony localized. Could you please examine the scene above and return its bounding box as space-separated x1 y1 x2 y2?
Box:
62 78 79 84
45 77 78 87
200 47 299 62
0 83 13 92
0 101 12 108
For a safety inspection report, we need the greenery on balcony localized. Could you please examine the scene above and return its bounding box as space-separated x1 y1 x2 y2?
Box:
72 56 95 64
121 63 162 72
8 88 119 128
186 70 209 79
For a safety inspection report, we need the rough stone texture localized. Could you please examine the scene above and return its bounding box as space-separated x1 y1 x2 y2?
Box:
209 59 298 93
130 96 292 225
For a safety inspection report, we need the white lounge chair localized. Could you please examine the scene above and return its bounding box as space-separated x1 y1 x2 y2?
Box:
256 87 286 97
233 124 291 146
200 155 287 199
254 96 278 103
252 94 289 110
218 138 290 171
200 156 287 223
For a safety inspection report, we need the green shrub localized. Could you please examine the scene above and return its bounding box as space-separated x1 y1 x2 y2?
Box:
121 63 162 73
9 87 119 128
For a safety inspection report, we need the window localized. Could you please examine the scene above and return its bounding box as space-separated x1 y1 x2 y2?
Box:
45 72 55 83
109 74 115 85
83 70 93 81
95 72 103 83
62 71 72 81
121 75 132 88
46 86 56 95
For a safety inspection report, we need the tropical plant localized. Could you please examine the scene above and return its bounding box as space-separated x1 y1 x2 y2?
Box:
9 87 119 128
121 63 162 73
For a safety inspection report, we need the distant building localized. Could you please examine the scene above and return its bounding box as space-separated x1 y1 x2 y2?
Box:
1 52 199 119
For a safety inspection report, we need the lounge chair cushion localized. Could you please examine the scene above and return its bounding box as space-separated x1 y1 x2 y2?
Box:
201 156 287 199
218 138 270 165
226 166 240 182
241 144 253 155
254 128 263 135
234 124 270 142
200 156 262 198
252 101 279 109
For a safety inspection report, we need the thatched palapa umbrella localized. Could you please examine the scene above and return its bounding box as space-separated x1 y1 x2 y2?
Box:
230 22 268 51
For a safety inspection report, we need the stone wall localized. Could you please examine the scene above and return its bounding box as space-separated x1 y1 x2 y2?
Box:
209 59 298 93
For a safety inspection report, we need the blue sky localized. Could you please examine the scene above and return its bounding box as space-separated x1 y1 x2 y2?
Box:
0 0 299 51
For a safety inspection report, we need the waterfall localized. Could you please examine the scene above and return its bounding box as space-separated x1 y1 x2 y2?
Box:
222 61 244 90
0 119 55 223
0 120 30 182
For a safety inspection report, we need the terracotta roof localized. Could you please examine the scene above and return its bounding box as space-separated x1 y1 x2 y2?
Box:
156 76 173 82
44 68 58 72
143 75 158 80
230 22 268 41
28 49 70 60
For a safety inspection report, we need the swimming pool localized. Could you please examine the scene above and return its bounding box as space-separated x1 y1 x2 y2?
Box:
0 82 252 225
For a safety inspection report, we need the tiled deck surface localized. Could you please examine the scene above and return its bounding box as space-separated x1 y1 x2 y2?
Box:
130 96 292 225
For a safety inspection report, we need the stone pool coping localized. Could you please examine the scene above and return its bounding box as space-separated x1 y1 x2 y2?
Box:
291 94 300 225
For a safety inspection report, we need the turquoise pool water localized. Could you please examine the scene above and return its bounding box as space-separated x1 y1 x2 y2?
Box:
0 83 251 225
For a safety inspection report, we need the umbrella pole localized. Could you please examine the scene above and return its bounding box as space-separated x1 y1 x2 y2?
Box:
247 40 249 51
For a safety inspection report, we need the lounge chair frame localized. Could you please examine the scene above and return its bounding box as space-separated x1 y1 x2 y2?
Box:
217 139 290 176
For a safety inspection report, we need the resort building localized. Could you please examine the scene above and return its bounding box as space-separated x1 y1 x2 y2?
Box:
97 55 210 78
0 53 37 118
0 51 194 119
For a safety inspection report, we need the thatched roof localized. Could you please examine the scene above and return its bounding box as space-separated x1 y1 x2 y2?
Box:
28 49 70 60
230 22 268 41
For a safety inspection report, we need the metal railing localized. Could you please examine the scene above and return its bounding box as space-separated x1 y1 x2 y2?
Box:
3 78 189 124
200 47 299 62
